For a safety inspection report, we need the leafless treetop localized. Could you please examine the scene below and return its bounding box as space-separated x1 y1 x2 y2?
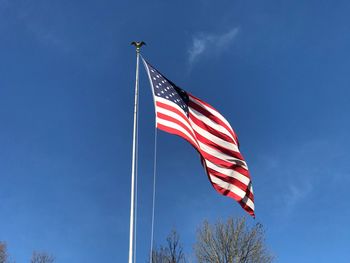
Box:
194 217 273 263
30 252 55 263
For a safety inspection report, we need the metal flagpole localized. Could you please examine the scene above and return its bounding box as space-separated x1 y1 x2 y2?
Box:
129 41 145 263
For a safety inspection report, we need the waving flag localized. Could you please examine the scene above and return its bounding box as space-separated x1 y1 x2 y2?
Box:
143 58 255 217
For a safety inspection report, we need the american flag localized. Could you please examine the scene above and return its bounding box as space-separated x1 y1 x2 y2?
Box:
142 58 255 217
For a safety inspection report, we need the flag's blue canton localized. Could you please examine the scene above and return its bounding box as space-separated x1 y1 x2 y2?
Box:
147 63 190 116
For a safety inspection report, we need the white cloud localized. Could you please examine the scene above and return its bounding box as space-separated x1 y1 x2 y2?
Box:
284 182 313 214
254 139 333 217
188 27 240 65
13 3 72 52
26 22 70 51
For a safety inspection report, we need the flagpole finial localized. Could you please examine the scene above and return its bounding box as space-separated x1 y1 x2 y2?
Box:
131 41 146 52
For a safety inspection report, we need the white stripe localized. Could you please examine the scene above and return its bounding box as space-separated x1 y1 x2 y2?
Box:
155 97 198 147
198 141 248 169
157 105 196 139
209 174 246 198
189 119 240 152
210 175 254 211
189 96 238 145
248 182 254 194
189 108 235 142
205 159 250 186
157 118 198 147
156 97 188 115
242 196 255 211
156 98 187 117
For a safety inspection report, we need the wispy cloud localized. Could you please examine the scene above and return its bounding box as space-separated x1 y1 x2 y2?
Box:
254 139 348 217
188 27 240 66
25 22 71 52
14 3 72 52
283 182 313 215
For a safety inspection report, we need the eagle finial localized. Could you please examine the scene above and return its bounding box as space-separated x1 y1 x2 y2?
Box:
131 41 146 52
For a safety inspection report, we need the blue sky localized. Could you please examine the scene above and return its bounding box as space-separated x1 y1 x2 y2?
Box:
1 0 350 262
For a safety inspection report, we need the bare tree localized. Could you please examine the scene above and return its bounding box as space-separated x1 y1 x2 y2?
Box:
151 229 186 263
30 252 54 263
194 217 273 263
0 242 14 263
0 243 9 263
151 247 170 263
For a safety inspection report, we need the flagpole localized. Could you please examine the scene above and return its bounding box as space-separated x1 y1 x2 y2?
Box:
129 41 145 263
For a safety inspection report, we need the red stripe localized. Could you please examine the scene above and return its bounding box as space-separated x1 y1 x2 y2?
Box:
189 93 219 113
200 150 235 168
207 167 250 191
188 98 238 143
156 100 190 124
211 182 255 217
193 129 244 160
189 112 236 145
233 165 250 178
205 163 254 202
245 182 255 202
211 181 241 201
189 94 239 142
200 152 250 180
157 123 198 150
200 155 254 217
157 112 195 143
239 196 255 217
239 200 255 217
